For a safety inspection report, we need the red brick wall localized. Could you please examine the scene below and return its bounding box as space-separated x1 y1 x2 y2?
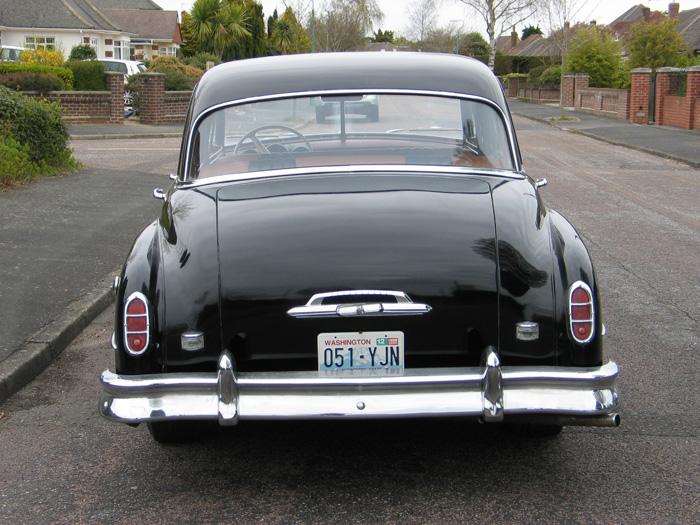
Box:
655 67 699 130
139 72 189 125
517 83 560 102
25 91 112 123
561 74 575 107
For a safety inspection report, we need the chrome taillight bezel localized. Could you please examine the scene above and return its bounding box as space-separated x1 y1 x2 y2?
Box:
123 291 150 355
568 281 595 344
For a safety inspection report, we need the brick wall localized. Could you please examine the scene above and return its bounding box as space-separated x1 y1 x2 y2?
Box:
517 83 560 102
576 87 630 120
655 66 700 130
23 70 191 126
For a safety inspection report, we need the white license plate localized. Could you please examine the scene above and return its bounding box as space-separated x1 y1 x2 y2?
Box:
317 331 404 373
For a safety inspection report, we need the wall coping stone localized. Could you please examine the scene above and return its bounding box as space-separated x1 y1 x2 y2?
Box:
631 68 652 73
657 67 683 73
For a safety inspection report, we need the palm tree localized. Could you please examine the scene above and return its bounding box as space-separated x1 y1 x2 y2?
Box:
189 0 251 59
272 19 297 54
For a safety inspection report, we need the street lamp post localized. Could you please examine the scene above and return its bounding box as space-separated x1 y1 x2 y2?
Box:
450 19 464 55
311 0 315 53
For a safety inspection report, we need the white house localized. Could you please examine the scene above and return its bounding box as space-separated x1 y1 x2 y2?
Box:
0 0 181 60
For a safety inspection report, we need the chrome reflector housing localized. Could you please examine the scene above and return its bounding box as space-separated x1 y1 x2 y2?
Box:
124 292 150 355
568 281 595 344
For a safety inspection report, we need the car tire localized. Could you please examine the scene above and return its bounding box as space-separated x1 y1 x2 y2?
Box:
147 421 205 443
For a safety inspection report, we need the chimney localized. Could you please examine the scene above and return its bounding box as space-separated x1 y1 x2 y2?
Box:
510 31 517 49
669 3 680 20
642 6 651 22
589 20 597 26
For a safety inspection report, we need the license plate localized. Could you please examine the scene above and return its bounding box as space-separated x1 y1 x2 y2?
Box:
317 331 404 373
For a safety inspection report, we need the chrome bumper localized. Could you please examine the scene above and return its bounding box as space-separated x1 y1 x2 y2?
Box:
99 347 620 427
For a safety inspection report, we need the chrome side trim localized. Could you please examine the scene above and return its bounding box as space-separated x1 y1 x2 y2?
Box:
99 350 620 426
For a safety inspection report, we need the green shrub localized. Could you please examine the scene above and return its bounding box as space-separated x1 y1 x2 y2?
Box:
64 60 106 90
182 52 220 71
0 63 74 90
164 71 194 91
0 85 69 166
527 65 548 83
69 44 97 61
0 132 40 188
147 55 202 88
538 66 562 85
0 71 66 94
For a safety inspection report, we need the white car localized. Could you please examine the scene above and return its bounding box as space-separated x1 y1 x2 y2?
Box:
98 59 146 106
0 45 27 62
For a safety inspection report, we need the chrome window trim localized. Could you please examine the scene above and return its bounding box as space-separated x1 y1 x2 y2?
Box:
181 88 522 183
175 164 525 191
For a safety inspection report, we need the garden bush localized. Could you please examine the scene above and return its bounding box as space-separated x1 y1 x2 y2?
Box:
0 85 70 166
537 66 562 85
68 44 97 61
527 65 548 84
147 55 202 88
0 132 40 188
0 63 74 90
0 71 66 94
182 52 220 71
64 60 106 91
20 48 64 67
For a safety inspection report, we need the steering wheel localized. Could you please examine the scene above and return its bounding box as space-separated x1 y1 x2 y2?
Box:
233 125 313 155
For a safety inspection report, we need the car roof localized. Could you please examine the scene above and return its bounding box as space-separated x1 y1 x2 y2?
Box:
191 52 508 120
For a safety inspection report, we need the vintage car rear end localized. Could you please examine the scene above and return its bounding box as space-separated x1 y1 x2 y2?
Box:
99 53 619 442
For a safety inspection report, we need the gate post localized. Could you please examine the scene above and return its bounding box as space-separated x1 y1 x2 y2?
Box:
688 66 700 130
630 68 652 124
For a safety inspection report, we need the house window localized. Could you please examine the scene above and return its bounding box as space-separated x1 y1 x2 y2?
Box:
114 41 127 60
159 46 177 56
25 36 56 50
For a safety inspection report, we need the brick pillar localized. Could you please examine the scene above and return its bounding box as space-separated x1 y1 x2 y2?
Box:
655 67 679 125
105 71 125 125
630 68 652 124
139 72 166 125
562 73 575 107
688 66 700 130
507 76 519 98
574 73 589 90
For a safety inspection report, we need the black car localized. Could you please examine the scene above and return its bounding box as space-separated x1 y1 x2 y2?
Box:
99 52 620 442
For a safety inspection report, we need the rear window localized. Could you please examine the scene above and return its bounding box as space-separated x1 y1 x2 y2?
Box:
188 93 515 179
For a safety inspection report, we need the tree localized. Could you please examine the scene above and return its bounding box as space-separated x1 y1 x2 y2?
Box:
461 31 489 56
566 26 626 88
521 25 542 40
542 0 594 117
187 0 251 59
271 6 311 54
627 18 688 71
372 29 395 43
224 1 267 60
179 12 202 57
314 0 383 52
407 0 440 46
457 0 539 70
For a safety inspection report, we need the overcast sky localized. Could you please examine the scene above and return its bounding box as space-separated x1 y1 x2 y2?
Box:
154 0 700 38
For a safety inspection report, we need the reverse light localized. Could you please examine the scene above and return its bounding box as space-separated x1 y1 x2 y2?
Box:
568 281 595 344
124 292 150 355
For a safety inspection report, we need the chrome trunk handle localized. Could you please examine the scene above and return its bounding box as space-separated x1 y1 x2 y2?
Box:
287 290 432 318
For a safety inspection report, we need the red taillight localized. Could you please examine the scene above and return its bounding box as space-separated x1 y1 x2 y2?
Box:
568 281 595 343
124 292 150 355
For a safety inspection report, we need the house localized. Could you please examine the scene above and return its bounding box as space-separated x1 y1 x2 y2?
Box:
610 2 700 55
0 0 181 61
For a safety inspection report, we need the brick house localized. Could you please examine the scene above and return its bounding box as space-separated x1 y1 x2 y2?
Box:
0 0 181 60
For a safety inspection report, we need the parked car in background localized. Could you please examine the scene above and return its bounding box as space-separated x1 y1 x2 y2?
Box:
98 59 145 105
99 52 620 443
0 45 27 62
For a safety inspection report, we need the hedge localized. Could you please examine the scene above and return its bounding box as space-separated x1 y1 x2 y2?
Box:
0 63 74 90
64 60 107 91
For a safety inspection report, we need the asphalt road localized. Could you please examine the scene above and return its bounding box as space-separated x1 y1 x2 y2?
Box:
0 116 698 523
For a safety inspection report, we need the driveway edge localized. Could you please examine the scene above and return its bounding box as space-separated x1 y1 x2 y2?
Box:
0 273 116 404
